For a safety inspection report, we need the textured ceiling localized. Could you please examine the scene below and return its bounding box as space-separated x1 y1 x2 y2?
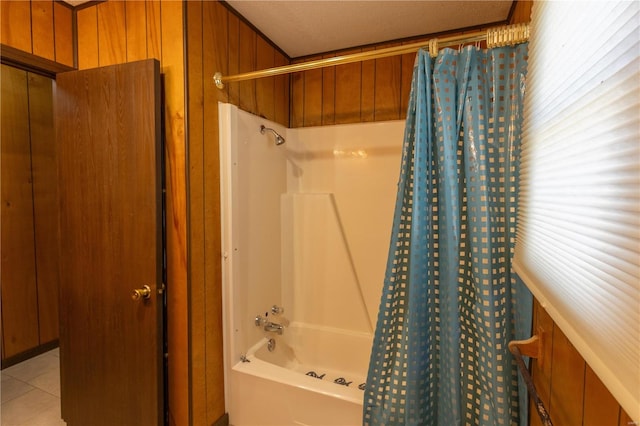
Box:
62 1 514 59
225 1 514 58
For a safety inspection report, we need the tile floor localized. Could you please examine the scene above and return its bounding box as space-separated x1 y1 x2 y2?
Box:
1 349 65 426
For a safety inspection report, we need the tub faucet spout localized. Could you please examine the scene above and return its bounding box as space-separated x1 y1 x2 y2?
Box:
263 321 284 335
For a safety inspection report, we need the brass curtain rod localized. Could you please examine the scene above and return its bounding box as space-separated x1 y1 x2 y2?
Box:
214 23 529 89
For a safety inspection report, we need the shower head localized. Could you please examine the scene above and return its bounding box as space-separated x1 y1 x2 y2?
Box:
260 125 285 145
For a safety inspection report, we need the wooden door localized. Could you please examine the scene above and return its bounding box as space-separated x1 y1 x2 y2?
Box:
55 59 163 426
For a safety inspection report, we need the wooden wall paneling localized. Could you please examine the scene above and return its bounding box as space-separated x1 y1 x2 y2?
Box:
374 43 402 121
530 300 554 426
322 53 336 126
227 12 240 107
548 325 586 425
531 301 555 418
27 72 59 345
360 47 376 122
303 55 323 127
510 0 533 25
187 1 206 422
400 42 417 121
146 0 162 61
97 1 126 66
77 7 99 70
125 1 148 62
334 48 362 125
274 51 289 127
53 2 74 67
238 21 257 114
290 67 304 128
31 1 55 61
159 2 189 425
529 299 631 426
1 1 32 53
256 37 275 121
583 365 622 426
619 409 633 426
207 1 229 107
203 3 228 421
0 0 73 68
0 65 40 359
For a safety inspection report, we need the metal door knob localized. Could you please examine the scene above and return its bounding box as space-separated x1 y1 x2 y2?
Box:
132 285 151 301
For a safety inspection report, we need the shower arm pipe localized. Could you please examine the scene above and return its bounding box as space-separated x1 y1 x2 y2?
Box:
214 23 529 88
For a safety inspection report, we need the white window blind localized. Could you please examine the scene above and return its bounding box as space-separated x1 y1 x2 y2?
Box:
513 1 639 422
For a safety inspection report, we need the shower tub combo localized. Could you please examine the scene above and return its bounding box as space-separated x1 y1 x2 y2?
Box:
219 103 403 425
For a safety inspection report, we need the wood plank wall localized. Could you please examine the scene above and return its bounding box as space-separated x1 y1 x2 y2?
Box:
1 65 59 363
1 2 191 424
531 300 633 426
0 0 74 67
289 1 533 128
74 2 189 425
9 1 634 425
185 2 289 423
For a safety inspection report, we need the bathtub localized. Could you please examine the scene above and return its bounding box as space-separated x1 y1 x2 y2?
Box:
226 322 373 426
219 104 400 425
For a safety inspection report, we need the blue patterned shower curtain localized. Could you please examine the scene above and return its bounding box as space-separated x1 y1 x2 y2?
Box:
364 45 532 426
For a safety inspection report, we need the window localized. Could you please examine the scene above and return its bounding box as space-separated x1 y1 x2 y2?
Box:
514 1 639 421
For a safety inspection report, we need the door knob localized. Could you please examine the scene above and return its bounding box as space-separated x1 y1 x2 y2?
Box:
132 285 151 301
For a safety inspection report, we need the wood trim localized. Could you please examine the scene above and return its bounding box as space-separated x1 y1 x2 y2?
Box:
1 340 59 369
212 413 230 426
1 44 74 77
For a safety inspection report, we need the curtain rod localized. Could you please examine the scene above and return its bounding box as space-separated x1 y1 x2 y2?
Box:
214 23 529 89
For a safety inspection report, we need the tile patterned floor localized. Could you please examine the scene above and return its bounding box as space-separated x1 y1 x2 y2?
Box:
1 349 65 426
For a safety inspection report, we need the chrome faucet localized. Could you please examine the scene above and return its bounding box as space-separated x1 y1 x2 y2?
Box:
255 314 285 335
263 321 284 335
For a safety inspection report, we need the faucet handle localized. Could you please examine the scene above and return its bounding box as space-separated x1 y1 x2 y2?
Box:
271 305 285 315
255 315 267 327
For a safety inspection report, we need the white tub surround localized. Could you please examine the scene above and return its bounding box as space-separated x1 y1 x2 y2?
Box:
219 103 404 425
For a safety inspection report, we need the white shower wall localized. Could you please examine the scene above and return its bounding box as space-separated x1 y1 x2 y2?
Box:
220 103 404 363
284 123 404 330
